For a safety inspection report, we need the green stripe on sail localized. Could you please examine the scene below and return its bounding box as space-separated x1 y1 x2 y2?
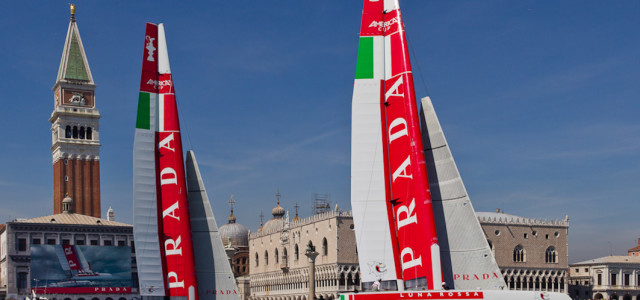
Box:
136 92 151 129
355 37 374 79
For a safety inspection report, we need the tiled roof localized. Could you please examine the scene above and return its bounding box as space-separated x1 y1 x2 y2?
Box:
0 224 6 232
628 246 640 252
13 213 130 227
572 256 640 266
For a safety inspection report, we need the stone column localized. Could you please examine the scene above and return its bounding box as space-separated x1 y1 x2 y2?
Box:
305 243 319 300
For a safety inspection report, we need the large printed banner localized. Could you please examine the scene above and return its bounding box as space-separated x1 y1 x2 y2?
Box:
30 245 133 294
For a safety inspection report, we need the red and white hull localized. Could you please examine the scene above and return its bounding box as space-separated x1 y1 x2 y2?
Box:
341 290 570 300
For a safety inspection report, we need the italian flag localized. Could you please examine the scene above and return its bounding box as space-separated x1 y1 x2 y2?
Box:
355 36 384 80
136 92 158 131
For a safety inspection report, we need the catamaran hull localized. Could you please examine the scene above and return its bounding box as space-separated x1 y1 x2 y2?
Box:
340 290 571 300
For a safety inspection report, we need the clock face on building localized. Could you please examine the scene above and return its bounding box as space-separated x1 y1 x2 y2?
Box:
62 90 93 107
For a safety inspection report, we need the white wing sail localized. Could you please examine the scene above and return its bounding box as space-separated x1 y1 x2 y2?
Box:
186 150 240 299
420 97 506 290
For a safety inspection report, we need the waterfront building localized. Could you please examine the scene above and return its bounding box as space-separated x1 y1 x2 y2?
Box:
568 256 640 300
478 210 570 293
248 193 359 300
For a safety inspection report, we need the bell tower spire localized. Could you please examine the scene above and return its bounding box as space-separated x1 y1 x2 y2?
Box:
50 4 101 218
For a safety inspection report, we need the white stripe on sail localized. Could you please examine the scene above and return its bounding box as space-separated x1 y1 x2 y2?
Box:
384 0 400 12
384 35 392 80
150 93 158 132
158 94 165 132
157 24 171 74
373 36 384 80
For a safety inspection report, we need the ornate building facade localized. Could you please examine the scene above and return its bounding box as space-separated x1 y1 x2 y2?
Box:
478 210 570 293
50 4 101 218
568 256 640 300
248 195 359 300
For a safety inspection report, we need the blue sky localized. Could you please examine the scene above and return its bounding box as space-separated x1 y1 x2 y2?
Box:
0 1 638 263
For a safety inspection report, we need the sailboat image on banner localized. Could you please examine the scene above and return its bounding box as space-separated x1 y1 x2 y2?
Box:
133 23 239 300
342 1 570 299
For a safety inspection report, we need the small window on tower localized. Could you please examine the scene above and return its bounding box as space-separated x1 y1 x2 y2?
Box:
65 126 71 138
72 126 78 139
65 176 69 181
87 127 92 140
64 159 68 165
79 127 85 139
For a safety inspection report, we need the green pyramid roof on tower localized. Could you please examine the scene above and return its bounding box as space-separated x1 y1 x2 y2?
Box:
56 6 93 84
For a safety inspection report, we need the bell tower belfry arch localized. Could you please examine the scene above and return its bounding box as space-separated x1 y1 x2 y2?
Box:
50 4 101 218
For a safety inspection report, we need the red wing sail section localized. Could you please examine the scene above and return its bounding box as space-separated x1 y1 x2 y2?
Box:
155 24 199 300
381 0 442 289
62 245 82 271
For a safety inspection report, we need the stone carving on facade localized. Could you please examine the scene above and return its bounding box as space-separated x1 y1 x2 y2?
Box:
69 92 86 105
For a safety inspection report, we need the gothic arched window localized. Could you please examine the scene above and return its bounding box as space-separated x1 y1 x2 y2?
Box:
72 126 78 139
264 250 269 265
275 248 279 264
322 237 328 256
545 246 557 263
255 252 259 266
86 127 92 140
283 248 288 265
79 127 85 139
294 244 299 261
65 126 71 138
513 245 525 262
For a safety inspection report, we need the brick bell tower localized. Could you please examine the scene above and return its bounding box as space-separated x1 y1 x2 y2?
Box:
50 4 101 218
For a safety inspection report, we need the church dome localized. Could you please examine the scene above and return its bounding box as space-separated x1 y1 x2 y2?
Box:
272 203 285 217
219 212 249 247
263 190 286 232
262 218 284 233
219 198 249 247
